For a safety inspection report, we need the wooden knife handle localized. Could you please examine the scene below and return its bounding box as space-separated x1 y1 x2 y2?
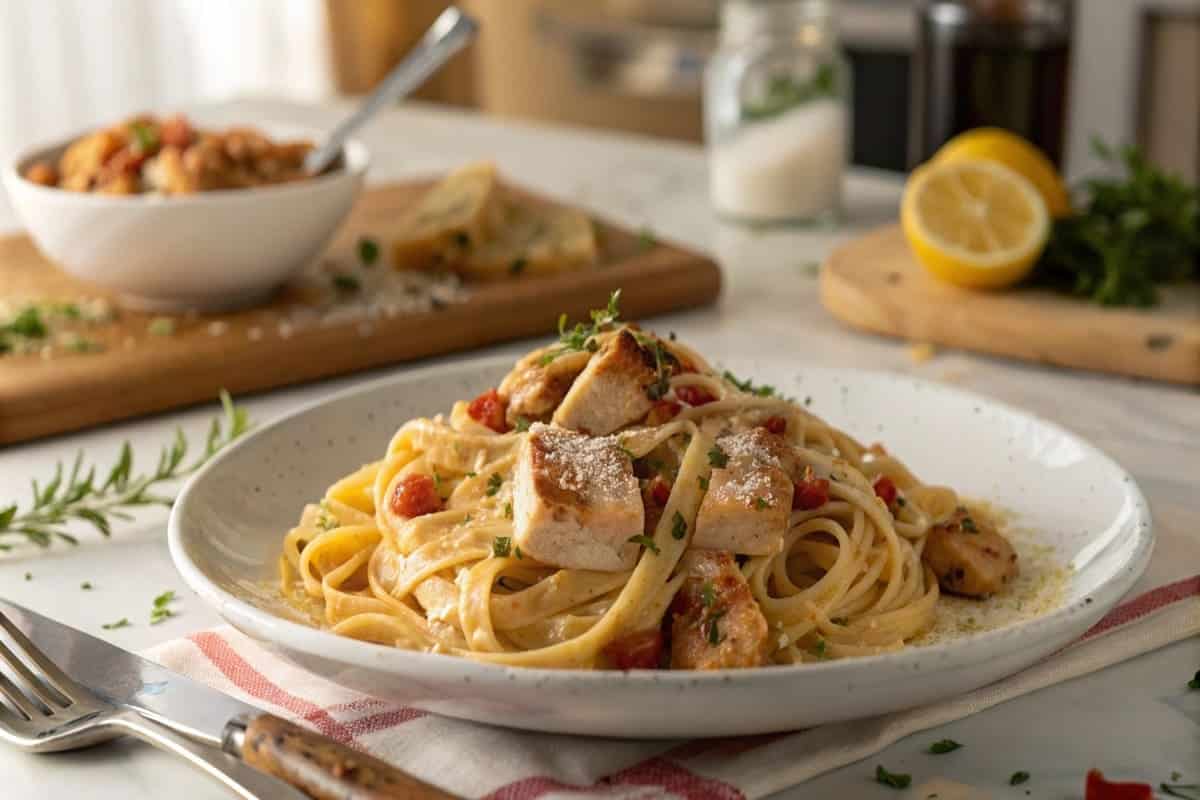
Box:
234 713 458 800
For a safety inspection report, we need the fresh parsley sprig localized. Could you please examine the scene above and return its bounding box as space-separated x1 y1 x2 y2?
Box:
0 391 250 550
540 290 622 365
1035 138 1199 306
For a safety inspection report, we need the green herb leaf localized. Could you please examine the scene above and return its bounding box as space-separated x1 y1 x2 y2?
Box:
875 765 911 790
707 445 728 468
636 228 658 251
540 291 622 365
927 739 961 754
80 581 93 590
722 370 776 397
504 501 513 519
1009 771 1030 786
755 497 770 511
486 473 503 497
698 475 710 491
960 517 978 533
811 639 827 658
514 545 523 560
128 121 159 153
358 237 379 266
492 536 512 558
700 581 716 608
514 416 531 433
24 572 32 581
332 274 360 293
628 534 660 555
1160 783 1200 800
509 257 527 276
102 618 131 630
1188 670 1200 690
671 510 687 540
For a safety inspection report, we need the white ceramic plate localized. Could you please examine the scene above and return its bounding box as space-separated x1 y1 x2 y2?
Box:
169 356 1153 738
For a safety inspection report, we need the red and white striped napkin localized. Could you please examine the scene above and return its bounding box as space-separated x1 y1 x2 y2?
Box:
147 576 1199 799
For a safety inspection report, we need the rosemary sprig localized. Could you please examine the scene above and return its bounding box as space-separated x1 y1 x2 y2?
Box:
0 390 250 550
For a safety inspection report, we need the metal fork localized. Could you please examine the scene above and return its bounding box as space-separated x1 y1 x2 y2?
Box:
0 609 308 799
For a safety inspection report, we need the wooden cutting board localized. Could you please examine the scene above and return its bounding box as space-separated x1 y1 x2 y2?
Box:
821 225 1200 385
0 181 721 445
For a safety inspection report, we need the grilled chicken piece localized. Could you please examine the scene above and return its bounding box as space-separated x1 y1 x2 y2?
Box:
512 423 643 571
922 508 1019 598
692 462 793 555
715 427 803 480
498 348 591 428
552 329 658 435
670 550 769 670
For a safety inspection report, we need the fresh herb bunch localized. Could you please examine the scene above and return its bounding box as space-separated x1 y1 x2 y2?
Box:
1035 138 1199 306
0 391 250 549
540 290 622 365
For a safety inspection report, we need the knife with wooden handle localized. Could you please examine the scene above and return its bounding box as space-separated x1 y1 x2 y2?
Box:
2 598 459 799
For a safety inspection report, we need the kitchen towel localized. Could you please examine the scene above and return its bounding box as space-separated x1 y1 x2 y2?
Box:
147 575 1199 799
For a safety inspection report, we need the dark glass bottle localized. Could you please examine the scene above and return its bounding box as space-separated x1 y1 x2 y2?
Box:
910 0 1072 167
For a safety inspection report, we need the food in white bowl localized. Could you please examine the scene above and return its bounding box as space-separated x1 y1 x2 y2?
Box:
3 117 367 312
169 296 1152 737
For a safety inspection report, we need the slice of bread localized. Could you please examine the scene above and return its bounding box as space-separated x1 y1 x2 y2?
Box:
390 161 504 270
459 200 598 280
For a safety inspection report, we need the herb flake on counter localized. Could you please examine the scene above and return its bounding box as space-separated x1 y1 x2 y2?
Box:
24 572 31 581
0 390 250 550
927 739 961 754
1161 783 1200 800
102 618 131 630
1010 771 1030 786
80 581 93 590
1188 670 1199 690
357 236 379 266
150 590 177 624
874 765 911 790
628 534 659 555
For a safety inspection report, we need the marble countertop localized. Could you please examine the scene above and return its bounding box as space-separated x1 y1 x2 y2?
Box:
1 99 1197 799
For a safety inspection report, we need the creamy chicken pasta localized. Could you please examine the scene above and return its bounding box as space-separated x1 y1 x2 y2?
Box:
23 114 312 195
280 292 1020 670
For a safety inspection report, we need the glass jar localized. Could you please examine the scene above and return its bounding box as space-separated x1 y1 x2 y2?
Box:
705 0 851 225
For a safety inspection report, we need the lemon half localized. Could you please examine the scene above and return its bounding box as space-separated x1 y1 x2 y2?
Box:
901 159 1050 290
934 128 1070 217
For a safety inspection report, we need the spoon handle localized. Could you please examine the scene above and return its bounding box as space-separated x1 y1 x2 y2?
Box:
306 6 479 175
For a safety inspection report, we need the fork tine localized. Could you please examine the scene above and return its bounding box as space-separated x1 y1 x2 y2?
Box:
0 637 71 710
0 610 78 705
0 670 43 720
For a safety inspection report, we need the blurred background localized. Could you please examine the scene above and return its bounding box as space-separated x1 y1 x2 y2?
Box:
0 0 1196 182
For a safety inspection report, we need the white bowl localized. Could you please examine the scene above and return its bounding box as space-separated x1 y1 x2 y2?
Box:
2 124 367 311
169 356 1154 738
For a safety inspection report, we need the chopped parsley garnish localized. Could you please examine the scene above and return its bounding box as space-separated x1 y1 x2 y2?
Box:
514 545 523 560
316 512 338 530
698 475 710 491
754 497 770 511
465 471 477 478
486 473 503 496
357 236 379 266
1188 670 1200 689
80 581 93 590
503 501 513 519
7 306 47 338
453 232 471 249
722 370 777 397
332 274 360 293
540 290 621 365
102 618 131 630
706 609 727 645
635 334 677 401
927 739 961 754
514 416 531 432
811 639 827 658
128 121 159 153
707 445 728 468
874 765 911 790
1009 771 1030 786
150 590 177 625
1160 783 1200 799
147 317 176 336
492 536 512 557
671 511 687 540
700 581 716 608
960 517 979 533
896 496 907 507
24 572 32 581
508 257 527 276
628 534 659 555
